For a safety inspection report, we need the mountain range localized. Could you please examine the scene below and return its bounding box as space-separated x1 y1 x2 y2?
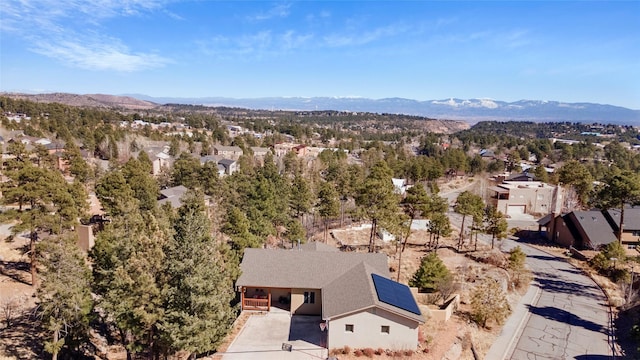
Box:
127 95 640 126
2 92 639 126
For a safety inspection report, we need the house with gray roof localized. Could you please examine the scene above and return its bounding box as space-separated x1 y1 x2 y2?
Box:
158 185 189 208
235 243 424 350
603 207 640 251
543 210 617 250
217 158 237 175
541 207 640 254
212 145 243 160
157 185 212 209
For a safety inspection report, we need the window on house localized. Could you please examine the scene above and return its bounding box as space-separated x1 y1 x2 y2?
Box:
303 291 315 304
381 325 390 334
345 324 354 332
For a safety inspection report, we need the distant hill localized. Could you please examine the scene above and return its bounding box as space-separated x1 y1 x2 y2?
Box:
2 92 638 126
127 95 640 126
0 92 157 110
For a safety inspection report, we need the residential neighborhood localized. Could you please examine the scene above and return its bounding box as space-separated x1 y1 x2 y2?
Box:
0 95 639 360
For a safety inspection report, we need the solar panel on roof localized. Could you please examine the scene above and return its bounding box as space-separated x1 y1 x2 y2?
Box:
371 273 421 315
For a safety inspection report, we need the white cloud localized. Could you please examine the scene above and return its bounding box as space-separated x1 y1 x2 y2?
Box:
248 3 291 21
31 36 170 72
197 30 314 60
323 24 409 47
1 0 173 71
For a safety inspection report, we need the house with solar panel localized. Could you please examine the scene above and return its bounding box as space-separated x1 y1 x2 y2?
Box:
235 242 425 350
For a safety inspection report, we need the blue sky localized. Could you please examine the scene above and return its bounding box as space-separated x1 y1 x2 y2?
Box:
1 1 639 109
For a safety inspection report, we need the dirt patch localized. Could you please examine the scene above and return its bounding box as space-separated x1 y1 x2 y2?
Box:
0 223 40 360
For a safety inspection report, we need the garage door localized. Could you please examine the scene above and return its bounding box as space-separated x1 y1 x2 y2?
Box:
507 205 526 216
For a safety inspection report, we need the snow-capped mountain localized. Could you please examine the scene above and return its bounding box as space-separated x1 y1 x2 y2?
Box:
128 95 640 125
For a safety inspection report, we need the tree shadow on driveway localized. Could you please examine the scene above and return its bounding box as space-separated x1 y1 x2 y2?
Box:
526 305 606 334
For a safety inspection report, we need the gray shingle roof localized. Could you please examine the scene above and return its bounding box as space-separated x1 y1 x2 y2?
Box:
236 248 389 290
298 241 339 252
606 207 640 231
158 185 188 208
322 262 424 323
236 247 424 324
567 211 617 247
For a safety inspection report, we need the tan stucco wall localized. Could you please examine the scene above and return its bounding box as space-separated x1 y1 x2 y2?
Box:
291 288 322 315
497 185 558 216
327 308 419 350
76 224 94 252
270 288 291 307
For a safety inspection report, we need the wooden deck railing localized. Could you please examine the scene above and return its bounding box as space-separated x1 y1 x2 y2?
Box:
243 297 270 311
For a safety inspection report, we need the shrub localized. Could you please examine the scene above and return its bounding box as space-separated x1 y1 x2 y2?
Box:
409 252 452 292
611 268 630 283
342 345 351 355
329 348 341 356
375 348 385 355
404 350 414 356
393 350 403 357
354 349 363 357
363 348 375 357
470 278 511 328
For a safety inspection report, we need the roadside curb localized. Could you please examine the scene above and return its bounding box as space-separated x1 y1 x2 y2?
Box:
485 281 541 360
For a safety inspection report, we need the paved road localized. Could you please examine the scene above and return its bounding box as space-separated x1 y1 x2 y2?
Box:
495 239 614 359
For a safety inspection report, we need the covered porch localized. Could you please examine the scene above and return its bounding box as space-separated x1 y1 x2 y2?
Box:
240 286 292 312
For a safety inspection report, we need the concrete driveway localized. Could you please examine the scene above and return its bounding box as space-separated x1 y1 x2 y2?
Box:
222 311 327 360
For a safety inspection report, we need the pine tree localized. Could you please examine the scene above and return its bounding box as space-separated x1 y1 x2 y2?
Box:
484 205 508 249
290 172 313 219
427 212 451 250
591 169 640 242
161 191 236 357
122 158 159 211
91 210 169 359
356 161 400 252
37 235 93 360
454 191 484 251
397 184 431 280
557 160 593 207
1 163 83 286
95 170 138 217
317 181 340 243
409 252 452 293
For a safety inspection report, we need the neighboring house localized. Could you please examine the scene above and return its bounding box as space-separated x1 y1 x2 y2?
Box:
273 143 292 157
45 142 65 154
235 243 424 350
392 178 410 195
201 155 237 176
158 185 211 209
144 147 172 175
488 180 562 217
213 145 243 160
505 172 536 182
158 185 189 208
250 146 270 159
543 211 618 250
479 149 495 159
217 158 238 175
35 138 52 146
293 144 307 157
603 207 640 251
250 146 271 165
